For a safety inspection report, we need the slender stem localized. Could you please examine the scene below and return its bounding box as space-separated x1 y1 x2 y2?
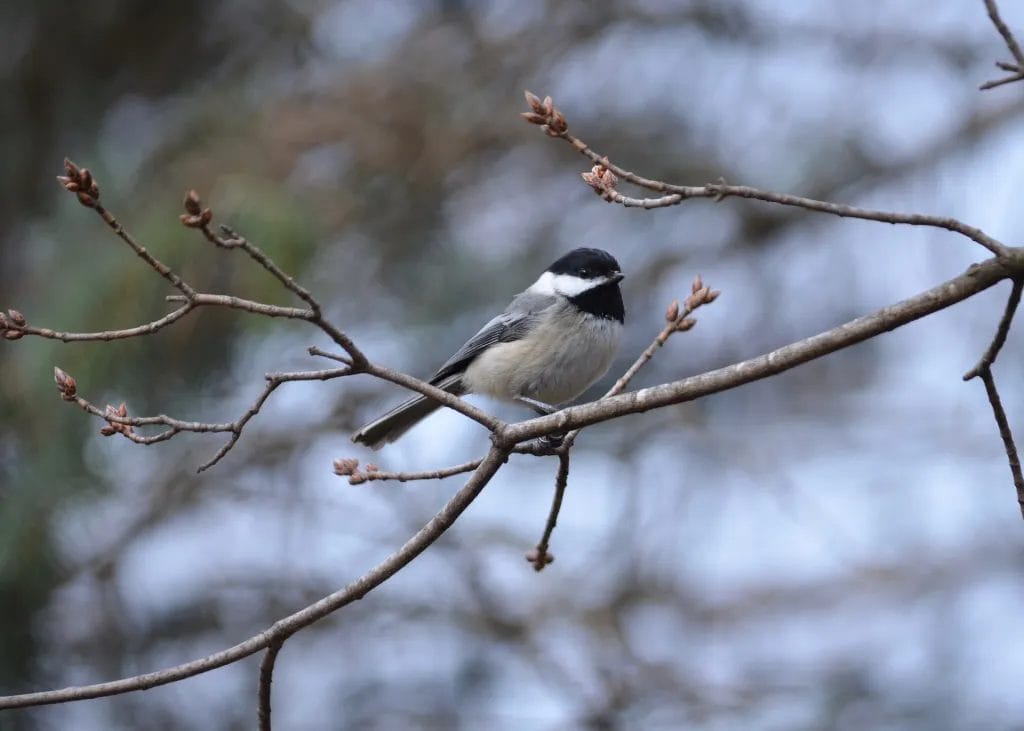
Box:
257 638 285 731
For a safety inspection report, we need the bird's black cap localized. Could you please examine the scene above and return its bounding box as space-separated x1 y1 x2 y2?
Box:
547 248 622 279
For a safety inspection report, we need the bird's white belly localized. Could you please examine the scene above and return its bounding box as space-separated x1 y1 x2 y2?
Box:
462 312 621 404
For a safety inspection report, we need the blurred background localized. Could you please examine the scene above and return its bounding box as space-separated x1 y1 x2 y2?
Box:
3 1 1024 729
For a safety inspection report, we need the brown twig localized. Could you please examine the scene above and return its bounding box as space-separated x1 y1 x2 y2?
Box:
335 457 484 485
979 371 1024 517
981 0 1024 89
522 93 1009 257
257 638 286 731
52 364 351 471
963 279 1024 517
963 278 1022 380
527 451 570 571
606 277 719 400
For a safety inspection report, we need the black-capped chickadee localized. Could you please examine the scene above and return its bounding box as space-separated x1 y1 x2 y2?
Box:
352 248 625 449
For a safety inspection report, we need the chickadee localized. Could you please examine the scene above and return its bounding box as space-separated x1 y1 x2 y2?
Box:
352 247 625 449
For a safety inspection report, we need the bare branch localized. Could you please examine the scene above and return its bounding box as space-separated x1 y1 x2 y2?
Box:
207 223 321 312
963 278 1023 380
257 638 285 731
57 159 195 297
981 0 1024 89
980 370 1024 517
523 94 1009 257
0 445 511 711
16 305 195 342
527 451 570 571
498 256 1011 446
963 279 1024 516
51 365 351 471
335 457 484 485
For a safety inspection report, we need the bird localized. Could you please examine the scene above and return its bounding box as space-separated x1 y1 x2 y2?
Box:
352 247 625 449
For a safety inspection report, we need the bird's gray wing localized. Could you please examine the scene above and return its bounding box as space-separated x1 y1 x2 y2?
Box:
430 290 556 384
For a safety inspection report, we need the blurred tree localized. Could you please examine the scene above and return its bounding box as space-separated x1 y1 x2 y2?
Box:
3 1 1024 729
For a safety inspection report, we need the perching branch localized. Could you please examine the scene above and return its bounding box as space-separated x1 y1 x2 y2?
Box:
498 256 1013 446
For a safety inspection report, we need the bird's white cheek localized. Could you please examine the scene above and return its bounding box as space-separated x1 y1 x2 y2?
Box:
529 271 594 297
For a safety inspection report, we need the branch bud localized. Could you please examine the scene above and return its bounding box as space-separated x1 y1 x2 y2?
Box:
675 317 697 332
333 458 359 477
525 548 554 570
3 330 23 340
522 90 569 135
524 90 544 113
54 366 77 400
7 309 25 327
665 300 680 323
184 190 202 215
60 159 100 205
520 112 548 125
691 274 703 294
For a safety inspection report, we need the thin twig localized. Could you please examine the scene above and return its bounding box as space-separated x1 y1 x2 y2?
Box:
963 279 1023 380
985 0 1024 67
527 451 570 571
521 94 1009 257
91 202 196 298
340 458 485 485
202 224 321 314
18 304 195 342
980 371 1024 518
962 279 1024 517
257 638 286 731
335 442 558 485
53 366 351 471
0 446 511 710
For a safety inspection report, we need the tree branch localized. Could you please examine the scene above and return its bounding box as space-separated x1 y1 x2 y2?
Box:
981 0 1024 89
522 93 1009 257
498 256 1012 446
257 638 285 731
963 279 1024 516
527 451 570 571
0 445 511 711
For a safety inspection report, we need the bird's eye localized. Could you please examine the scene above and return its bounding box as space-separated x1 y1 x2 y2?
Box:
579 267 591 277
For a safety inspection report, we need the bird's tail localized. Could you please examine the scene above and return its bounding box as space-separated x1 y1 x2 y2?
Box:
351 375 465 450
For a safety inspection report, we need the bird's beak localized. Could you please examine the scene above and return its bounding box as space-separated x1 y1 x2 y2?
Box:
610 272 624 283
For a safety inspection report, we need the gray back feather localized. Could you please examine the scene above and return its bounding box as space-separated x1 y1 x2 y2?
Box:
430 290 557 384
